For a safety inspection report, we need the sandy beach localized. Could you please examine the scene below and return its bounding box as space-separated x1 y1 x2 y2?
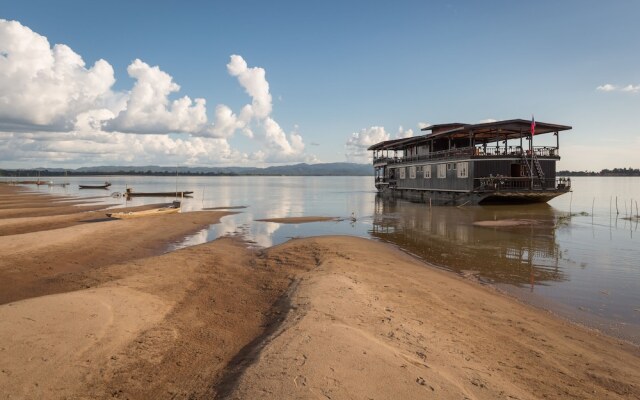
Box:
0 184 638 399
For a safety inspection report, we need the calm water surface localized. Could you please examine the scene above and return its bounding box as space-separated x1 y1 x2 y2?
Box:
9 175 640 342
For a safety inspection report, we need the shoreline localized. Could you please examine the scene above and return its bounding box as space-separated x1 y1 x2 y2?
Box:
0 185 638 399
227 236 639 399
368 234 640 347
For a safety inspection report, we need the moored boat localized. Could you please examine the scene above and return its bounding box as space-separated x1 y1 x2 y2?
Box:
49 171 70 187
14 180 49 185
106 201 181 219
79 182 111 189
124 188 193 197
368 118 572 205
47 181 70 187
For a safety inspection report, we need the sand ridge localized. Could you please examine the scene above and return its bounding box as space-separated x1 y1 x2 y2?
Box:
0 287 170 399
228 237 640 399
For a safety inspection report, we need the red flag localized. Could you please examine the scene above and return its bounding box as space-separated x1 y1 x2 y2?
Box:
531 115 536 136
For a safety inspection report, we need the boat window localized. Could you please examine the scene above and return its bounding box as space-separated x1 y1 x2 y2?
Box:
456 162 468 178
424 165 431 179
409 166 416 179
399 167 406 180
437 164 446 179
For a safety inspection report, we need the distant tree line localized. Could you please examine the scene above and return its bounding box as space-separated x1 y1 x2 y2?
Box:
558 168 640 176
1 169 248 177
0 163 373 180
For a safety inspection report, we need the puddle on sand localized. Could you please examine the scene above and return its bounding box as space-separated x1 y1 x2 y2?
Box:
166 213 370 252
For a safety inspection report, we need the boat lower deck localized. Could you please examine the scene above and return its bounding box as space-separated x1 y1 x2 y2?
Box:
378 186 569 206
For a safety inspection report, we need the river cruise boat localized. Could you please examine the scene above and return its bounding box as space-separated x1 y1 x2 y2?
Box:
368 118 572 205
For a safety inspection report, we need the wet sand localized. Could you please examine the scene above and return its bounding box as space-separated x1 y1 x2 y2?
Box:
256 216 338 224
0 184 638 399
473 218 542 227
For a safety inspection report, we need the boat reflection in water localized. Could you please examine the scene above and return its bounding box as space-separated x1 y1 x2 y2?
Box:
370 195 565 288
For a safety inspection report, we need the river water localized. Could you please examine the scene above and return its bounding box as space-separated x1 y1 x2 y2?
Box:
9 175 640 343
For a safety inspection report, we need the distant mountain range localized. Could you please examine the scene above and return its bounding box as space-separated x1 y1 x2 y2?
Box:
1 162 374 176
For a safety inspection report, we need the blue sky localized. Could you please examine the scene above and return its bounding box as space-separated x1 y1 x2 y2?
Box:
1 0 639 170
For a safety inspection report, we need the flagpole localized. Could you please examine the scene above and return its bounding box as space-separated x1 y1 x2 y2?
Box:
530 116 535 190
530 136 533 189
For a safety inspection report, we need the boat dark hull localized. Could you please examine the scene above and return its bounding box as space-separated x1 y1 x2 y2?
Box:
15 181 49 185
106 205 181 219
377 187 569 206
79 185 111 189
478 191 567 205
125 191 193 197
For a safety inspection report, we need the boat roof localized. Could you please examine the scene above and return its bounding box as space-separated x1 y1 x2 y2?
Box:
368 119 572 150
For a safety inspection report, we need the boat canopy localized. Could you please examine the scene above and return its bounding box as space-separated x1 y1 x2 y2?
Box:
367 119 572 151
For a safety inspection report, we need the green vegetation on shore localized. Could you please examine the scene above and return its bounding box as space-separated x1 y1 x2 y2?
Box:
558 168 640 176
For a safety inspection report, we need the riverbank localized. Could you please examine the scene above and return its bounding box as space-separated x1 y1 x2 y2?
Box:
0 185 638 399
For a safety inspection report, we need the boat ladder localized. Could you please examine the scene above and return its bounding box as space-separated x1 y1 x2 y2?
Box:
532 152 545 185
521 152 546 189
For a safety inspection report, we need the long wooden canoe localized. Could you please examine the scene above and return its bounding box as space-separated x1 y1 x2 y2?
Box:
80 182 111 189
14 180 50 185
106 202 181 219
124 188 193 197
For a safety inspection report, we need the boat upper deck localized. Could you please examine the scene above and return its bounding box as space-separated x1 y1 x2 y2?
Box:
373 145 560 167
368 119 571 152
369 118 572 166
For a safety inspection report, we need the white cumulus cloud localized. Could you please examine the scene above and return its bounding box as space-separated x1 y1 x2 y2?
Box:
106 59 208 134
345 123 426 163
222 55 308 162
345 126 390 163
621 84 640 93
0 130 249 167
396 126 413 139
596 83 640 93
227 55 272 120
347 126 390 148
0 19 117 131
596 84 617 92
0 19 313 167
204 104 244 139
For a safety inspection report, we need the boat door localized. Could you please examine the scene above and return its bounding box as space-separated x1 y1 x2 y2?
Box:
510 163 522 177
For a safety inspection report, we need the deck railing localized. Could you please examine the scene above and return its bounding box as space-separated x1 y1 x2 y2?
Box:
473 177 571 191
374 176 571 191
481 146 559 157
373 146 558 165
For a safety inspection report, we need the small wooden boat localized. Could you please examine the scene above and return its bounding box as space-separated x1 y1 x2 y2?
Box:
106 201 181 219
47 181 70 187
49 171 70 187
34 172 47 185
79 182 111 189
15 180 48 185
124 188 193 197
